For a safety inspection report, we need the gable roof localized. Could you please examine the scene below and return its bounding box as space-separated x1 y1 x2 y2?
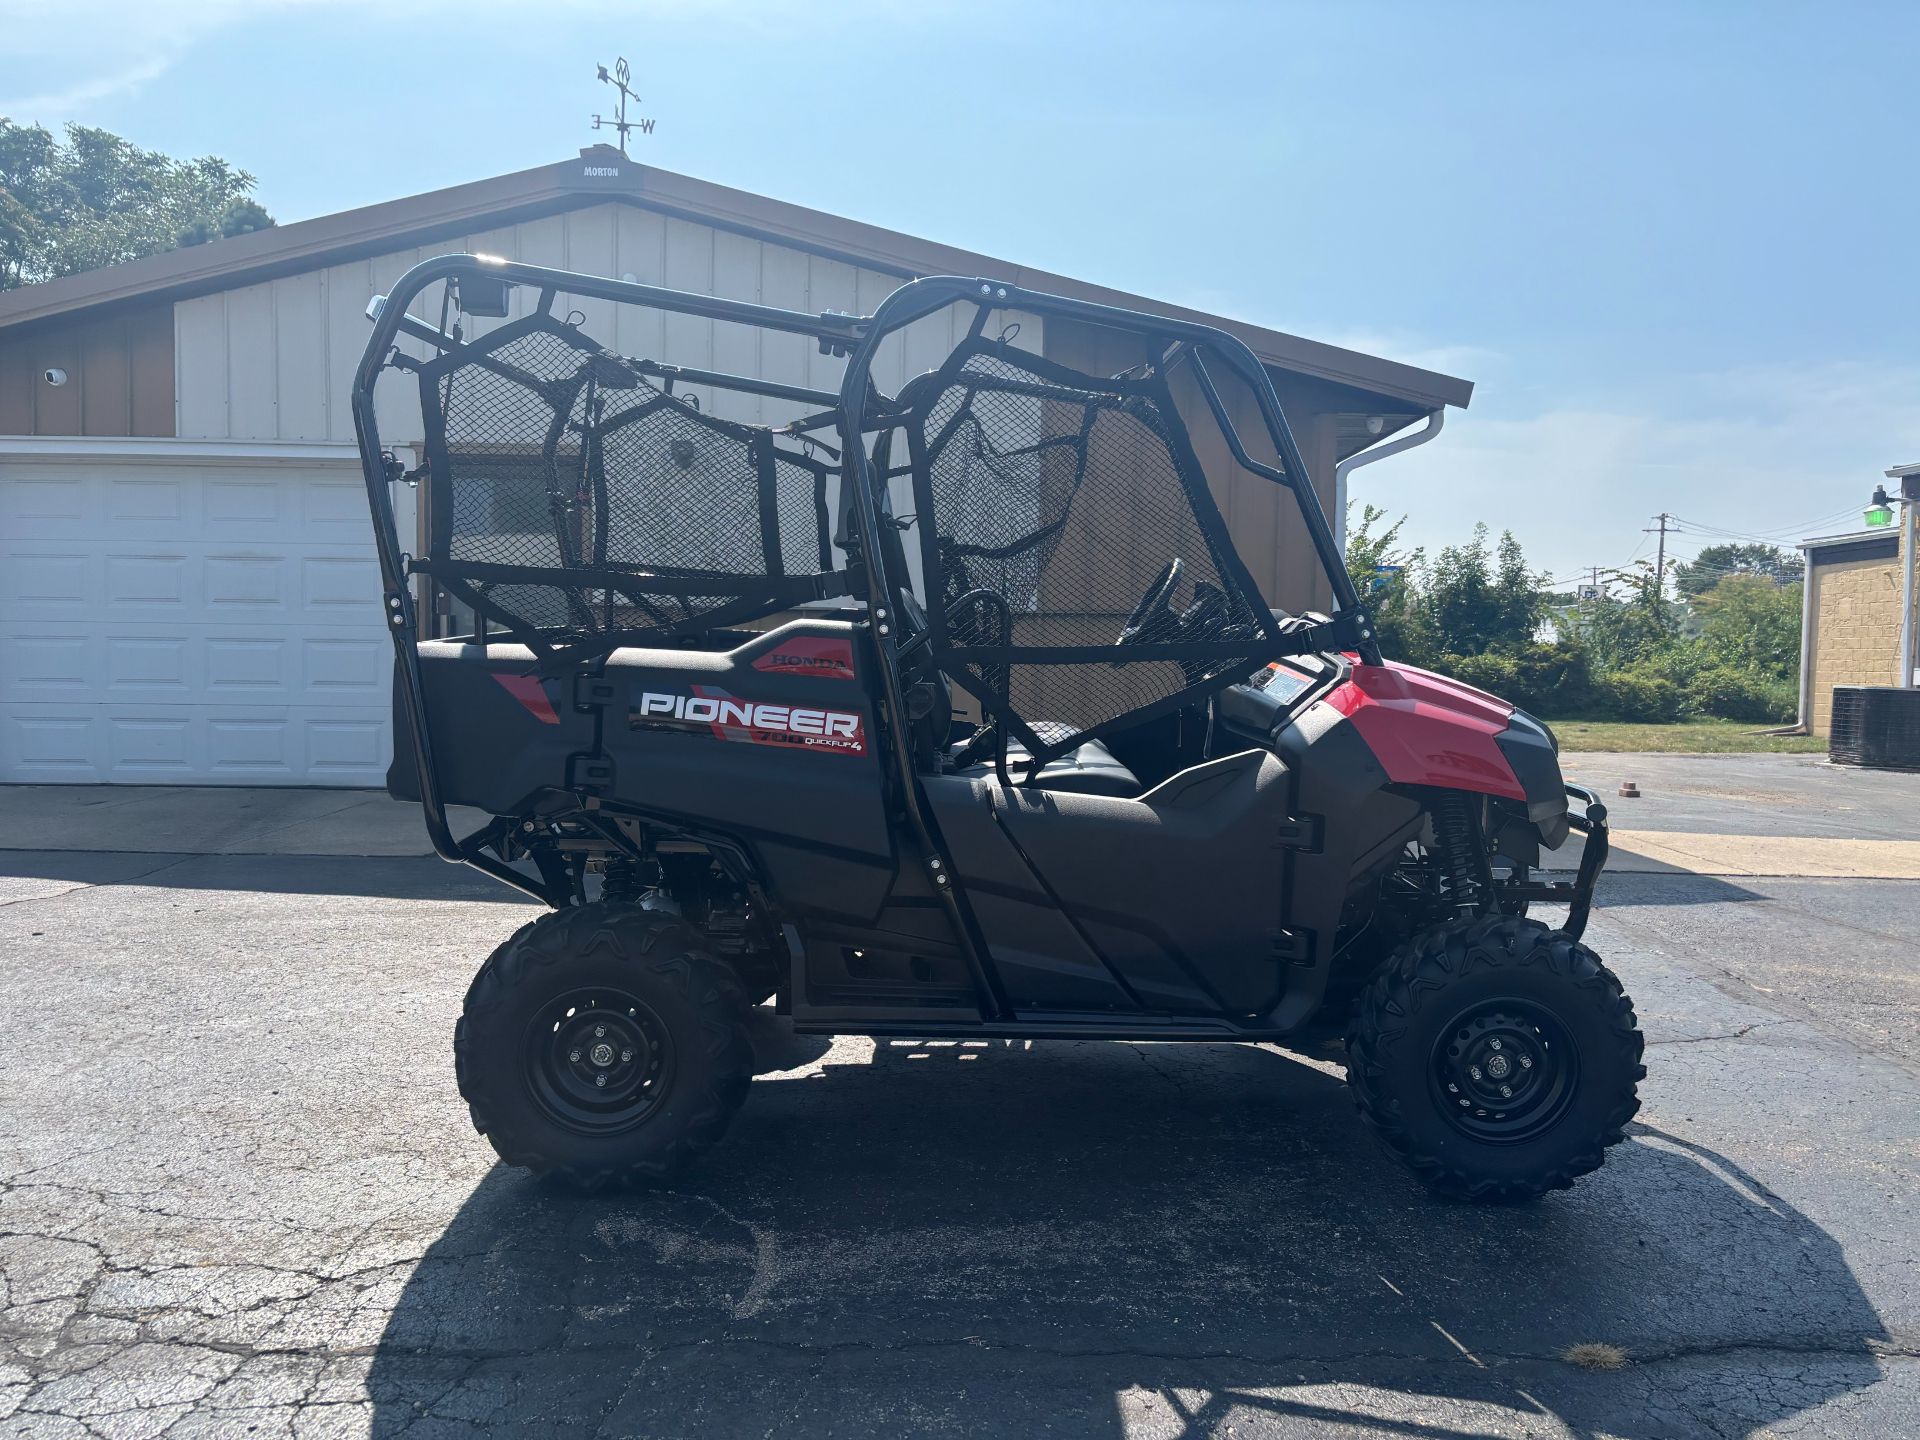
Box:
0 146 1472 413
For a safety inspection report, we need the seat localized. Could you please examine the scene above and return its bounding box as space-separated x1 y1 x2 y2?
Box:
951 728 1142 798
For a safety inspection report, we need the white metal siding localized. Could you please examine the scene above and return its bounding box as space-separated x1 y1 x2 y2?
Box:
172 201 1040 446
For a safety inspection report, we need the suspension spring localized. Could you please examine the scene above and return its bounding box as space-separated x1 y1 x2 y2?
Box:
601 857 649 906
1429 792 1485 915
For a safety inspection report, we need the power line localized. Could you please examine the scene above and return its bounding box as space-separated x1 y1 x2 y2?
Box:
1669 505 1863 546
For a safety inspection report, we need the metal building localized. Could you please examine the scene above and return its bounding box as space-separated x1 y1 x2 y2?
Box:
0 147 1471 785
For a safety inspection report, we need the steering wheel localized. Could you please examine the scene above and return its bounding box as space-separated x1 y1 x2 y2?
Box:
1116 558 1184 648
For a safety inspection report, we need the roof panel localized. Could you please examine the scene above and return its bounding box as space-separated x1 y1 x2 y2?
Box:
0 148 1473 412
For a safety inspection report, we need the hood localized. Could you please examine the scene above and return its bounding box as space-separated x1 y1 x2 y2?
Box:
1347 660 1516 729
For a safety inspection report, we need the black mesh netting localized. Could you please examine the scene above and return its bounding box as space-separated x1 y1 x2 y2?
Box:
426 319 833 648
914 346 1272 751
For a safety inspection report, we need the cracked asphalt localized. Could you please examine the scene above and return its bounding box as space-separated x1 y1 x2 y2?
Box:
2 834 1917 1436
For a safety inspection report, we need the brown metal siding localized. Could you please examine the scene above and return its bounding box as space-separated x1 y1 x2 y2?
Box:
0 305 175 436
1042 317 1338 619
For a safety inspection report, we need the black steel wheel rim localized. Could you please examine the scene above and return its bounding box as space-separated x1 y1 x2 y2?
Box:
525 987 675 1136
1430 997 1579 1143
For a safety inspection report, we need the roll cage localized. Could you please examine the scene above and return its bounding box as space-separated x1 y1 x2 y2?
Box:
352 255 1380 918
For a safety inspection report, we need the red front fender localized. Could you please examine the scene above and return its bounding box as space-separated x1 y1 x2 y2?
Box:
1323 661 1526 801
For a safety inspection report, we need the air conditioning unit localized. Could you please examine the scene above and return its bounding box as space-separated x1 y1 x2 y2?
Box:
1830 686 1920 768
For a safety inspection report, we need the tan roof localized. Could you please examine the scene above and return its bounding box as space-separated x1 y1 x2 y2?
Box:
0 146 1472 412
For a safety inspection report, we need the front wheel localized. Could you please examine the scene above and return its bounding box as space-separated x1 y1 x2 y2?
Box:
1345 916 1644 1201
454 903 753 1188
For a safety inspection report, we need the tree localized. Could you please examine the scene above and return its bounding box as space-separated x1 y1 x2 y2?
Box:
1672 542 1803 600
1694 573 1803 679
1412 524 1545 658
1343 503 1424 660
1556 560 1680 673
0 121 273 289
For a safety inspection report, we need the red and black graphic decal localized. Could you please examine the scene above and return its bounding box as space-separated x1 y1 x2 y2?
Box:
492 673 560 725
750 635 857 681
629 684 868 757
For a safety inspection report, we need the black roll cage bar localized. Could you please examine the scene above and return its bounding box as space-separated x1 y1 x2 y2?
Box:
352 256 1380 995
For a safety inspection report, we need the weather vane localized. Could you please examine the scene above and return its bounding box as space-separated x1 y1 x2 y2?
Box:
593 58 654 156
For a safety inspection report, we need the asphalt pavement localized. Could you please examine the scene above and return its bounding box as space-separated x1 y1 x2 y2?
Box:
1 760 1917 1438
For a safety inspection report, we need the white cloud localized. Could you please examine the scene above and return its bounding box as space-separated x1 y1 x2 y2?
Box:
1353 360 1920 583
0 0 305 114
0 58 172 118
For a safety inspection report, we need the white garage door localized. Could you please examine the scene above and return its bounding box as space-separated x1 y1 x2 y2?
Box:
1 440 397 786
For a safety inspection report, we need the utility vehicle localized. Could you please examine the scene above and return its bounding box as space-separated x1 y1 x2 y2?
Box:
354 256 1640 1200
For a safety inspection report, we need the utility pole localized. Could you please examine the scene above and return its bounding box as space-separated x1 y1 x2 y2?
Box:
1644 513 1675 596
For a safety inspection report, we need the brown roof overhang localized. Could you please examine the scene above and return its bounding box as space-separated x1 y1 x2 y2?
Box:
0 147 1472 412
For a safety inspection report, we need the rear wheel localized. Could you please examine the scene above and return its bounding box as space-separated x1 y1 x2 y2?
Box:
1345 916 1643 1200
455 903 753 1188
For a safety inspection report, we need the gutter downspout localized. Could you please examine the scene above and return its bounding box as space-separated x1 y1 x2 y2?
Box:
1893 471 1918 689
1334 409 1445 553
1795 543 1817 730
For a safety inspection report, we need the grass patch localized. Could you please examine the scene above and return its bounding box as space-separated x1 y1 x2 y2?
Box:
1561 1341 1629 1371
1544 717 1827 755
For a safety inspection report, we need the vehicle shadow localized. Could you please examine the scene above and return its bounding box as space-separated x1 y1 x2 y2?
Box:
0 849 537 903
367 1030 1884 1438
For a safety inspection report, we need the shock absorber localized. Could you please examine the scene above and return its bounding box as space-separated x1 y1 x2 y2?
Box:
601 856 649 906
1429 792 1486 916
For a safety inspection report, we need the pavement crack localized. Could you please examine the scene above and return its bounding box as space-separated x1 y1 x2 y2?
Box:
1648 1020 1776 1046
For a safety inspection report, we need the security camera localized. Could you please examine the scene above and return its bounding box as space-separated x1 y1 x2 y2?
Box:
42 367 67 386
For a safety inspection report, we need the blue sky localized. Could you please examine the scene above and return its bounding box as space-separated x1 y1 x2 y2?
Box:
5 0 1916 582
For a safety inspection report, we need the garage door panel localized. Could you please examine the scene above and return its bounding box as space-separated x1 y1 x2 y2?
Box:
5 549 94 610
5 631 95 697
1 470 91 533
104 636 194 696
105 714 197 776
302 636 386 696
301 474 378 539
5 622 383 708
205 716 297 779
2 451 393 786
206 636 291 696
106 552 194 611
2 711 97 778
205 474 287 530
3 702 390 785
6 542 380 625
105 474 188 529
300 553 381 613
307 717 388 776
204 553 291 613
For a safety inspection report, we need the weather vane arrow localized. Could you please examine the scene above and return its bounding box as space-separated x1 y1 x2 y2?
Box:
593 57 655 156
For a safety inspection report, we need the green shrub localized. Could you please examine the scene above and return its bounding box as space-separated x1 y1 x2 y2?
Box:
1431 642 1593 715
1691 667 1796 724
1437 652 1517 699
1593 667 1691 723
1508 641 1595 714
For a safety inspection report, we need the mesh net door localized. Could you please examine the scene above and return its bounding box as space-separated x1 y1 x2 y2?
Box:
906 342 1278 761
421 314 836 655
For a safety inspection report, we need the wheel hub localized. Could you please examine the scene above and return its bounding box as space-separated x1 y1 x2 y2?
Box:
1432 998 1578 1143
526 989 674 1136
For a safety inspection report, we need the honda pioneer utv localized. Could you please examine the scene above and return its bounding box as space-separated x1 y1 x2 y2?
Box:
354 255 1640 1200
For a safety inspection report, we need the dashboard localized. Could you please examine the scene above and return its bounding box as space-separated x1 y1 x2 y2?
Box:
1214 653 1344 743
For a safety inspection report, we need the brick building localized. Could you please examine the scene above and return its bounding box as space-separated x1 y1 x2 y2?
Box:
1798 505 1915 736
